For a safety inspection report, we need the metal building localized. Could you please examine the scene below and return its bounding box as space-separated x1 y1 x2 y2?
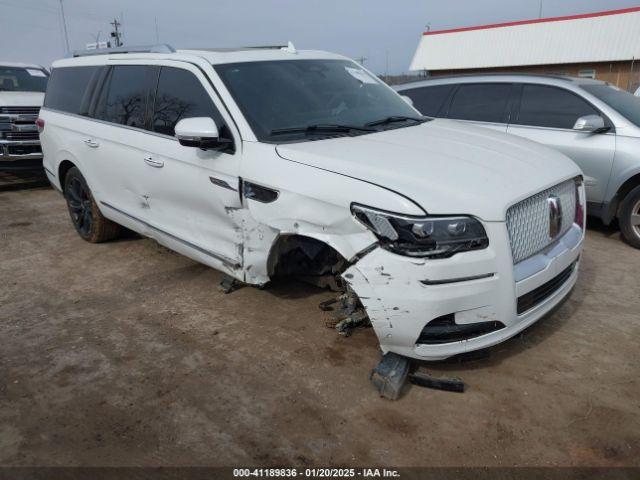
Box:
410 6 640 91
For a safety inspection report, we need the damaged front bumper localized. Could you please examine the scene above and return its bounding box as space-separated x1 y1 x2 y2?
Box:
343 222 583 361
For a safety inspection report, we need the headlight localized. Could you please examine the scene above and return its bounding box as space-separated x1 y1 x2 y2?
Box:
351 203 489 258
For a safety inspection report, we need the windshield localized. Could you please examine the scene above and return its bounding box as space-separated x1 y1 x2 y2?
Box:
214 59 422 142
582 84 640 128
0 66 48 93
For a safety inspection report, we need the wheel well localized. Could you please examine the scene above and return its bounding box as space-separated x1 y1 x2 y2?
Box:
614 173 640 217
267 234 348 281
58 160 76 191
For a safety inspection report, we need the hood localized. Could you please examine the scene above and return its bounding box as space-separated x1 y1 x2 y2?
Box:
0 91 44 107
275 119 581 221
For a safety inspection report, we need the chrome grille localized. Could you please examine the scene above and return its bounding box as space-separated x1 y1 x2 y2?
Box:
2 132 39 141
0 106 41 143
506 179 576 264
0 106 40 115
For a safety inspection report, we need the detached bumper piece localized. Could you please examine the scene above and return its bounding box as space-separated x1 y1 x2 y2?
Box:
409 371 465 393
370 353 467 399
370 353 410 400
517 261 576 314
416 313 505 345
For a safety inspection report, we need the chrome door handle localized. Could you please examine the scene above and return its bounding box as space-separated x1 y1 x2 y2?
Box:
143 156 164 168
84 139 99 148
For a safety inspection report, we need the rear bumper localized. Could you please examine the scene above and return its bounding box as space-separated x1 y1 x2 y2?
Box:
343 222 584 361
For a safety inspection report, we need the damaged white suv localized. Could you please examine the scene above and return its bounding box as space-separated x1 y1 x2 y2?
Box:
40 44 585 361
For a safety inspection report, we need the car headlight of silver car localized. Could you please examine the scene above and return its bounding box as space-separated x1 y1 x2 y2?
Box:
351 204 489 258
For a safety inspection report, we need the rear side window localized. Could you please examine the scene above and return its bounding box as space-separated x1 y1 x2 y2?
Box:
94 66 153 128
152 67 224 136
516 85 599 129
44 66 100 115
401 85 455 117
447 83 512 123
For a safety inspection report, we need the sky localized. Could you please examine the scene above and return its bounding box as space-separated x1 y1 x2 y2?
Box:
1 0 639 74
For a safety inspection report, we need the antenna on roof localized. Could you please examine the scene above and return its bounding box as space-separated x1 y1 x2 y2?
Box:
281 41 297 54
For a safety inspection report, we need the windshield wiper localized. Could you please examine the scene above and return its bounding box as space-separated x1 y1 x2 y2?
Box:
270 124 376 136
365 116 427 127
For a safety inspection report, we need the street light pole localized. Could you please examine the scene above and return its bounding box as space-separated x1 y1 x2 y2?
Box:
59 0 71 53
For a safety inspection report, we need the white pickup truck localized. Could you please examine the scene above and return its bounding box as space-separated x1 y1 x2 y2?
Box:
0 62 48 171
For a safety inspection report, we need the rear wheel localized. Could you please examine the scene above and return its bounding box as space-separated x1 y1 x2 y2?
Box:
619 185 640 249
64 167 121 243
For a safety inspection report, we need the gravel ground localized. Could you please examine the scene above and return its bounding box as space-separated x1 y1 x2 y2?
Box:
0 187 638 467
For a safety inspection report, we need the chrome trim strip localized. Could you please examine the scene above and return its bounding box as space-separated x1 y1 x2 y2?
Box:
40 107 179 142
100 201 241 268
514 224 582 283
0 140 41 145
420 273 495 286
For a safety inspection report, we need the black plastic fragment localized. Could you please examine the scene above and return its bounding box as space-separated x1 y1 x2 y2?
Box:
318 297 339 312
409 371 465 393
370 352 411 400
219 275 242 294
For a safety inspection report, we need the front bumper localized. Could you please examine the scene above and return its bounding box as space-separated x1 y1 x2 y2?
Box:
343 222 583 361
0 140 43 170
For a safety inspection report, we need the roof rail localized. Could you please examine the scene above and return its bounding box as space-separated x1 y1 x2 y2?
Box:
189 45 287 52
417 72 580 82
72 44 176 58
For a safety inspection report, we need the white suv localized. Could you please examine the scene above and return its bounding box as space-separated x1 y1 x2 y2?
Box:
0 62 48 170
40 44 585 361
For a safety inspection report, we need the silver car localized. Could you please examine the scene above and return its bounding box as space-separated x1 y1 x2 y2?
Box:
396 75 640 248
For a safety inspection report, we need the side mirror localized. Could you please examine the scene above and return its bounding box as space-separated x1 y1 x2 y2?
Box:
573 114 606 133
400 95 414 106
174 117 232 150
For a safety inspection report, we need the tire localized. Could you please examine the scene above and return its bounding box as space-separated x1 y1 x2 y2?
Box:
63 167 121 243
618 184 640 249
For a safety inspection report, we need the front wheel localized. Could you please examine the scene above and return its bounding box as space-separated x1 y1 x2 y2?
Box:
64 167 121 243
619 185 640 249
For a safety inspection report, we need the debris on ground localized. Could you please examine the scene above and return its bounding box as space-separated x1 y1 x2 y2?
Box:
409 370 466 393
370 352 411 400
219 274 243 294
319 290 370 336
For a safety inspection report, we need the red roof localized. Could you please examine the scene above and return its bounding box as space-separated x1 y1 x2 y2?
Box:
423 6 640 36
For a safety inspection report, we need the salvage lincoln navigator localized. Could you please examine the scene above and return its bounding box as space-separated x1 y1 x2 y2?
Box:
40 44 585 361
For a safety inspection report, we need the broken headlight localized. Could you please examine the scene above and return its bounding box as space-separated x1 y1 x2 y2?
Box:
351 204 489 259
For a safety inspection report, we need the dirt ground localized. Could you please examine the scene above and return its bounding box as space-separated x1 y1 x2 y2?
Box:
1 187 638 467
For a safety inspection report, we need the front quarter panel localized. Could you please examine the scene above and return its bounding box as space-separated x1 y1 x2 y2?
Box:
606 135 640 204
238 141 424 284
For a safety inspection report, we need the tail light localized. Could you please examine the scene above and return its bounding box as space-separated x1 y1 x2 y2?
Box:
35 118 45 133
575 177 585 230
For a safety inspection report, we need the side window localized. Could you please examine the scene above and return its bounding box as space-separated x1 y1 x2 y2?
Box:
516 85 599 129
44 66 100 115
94 66 151 128
152 67 224 137
401 85 455 117
447 83 512 123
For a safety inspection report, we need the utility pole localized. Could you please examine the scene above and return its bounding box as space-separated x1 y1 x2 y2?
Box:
538 0 543 19
154 16 160 43
59 0 70 53
110 18 123 47
356 56 367 67
385 50 389 78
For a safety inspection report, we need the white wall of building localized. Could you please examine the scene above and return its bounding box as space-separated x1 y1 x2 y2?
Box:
410 8 640 71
